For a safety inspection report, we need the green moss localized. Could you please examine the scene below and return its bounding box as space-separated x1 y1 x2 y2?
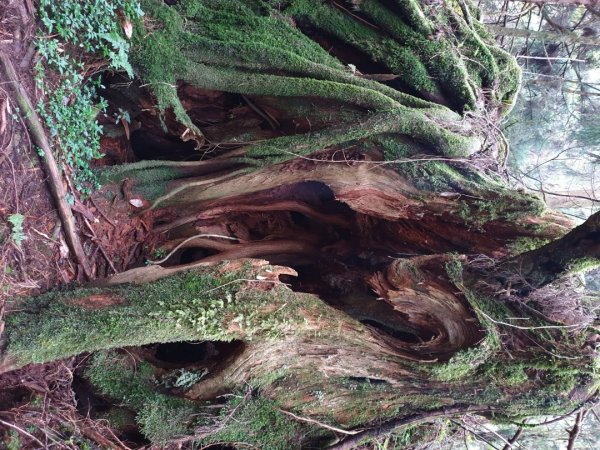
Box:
507 236 551 255
431 345 493 381
99 408 137 431
456 191 545 227
86 351 197 443
98 162 189 200
133 0 428 119
122 0 519 178
388 0 435 36
358 0 476 111
4 257 338 369
253 368 291 388
131 1 196 131
152 276 307 341
4 265 310 366
287 0 443 95
201 395 301 450
5 431 20 450
481 361 528 386
567 257 600 273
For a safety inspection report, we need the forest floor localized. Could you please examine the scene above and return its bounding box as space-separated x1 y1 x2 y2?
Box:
0 1 154 304
0 4 150 447
0 1 72 307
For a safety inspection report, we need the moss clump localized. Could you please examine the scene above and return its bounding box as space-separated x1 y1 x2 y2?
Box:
201 395 301 450
431 345 493 381
99 407 137 431
456 191 545 227
567 257 600 273
507 236 551 255
86 351 197 443
481 361 528 386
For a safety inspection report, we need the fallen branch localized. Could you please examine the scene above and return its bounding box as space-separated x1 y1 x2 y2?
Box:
0 51 92 279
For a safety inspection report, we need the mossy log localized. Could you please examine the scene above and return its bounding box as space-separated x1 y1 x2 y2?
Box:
3 0 599 448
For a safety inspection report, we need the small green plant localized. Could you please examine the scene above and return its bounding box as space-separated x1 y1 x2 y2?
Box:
152 247 167 259
114 107 132 124
8 213 26 248
159 368 208 389
6 430 21 450
35 0 143 195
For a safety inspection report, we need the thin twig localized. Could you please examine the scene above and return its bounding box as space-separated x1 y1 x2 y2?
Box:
0 418 45 447
514 396 598 428
328 405 502 450
89 197 117 227
502 426 523 450
449 419 502 450
279 410 362 435
476 308 585 330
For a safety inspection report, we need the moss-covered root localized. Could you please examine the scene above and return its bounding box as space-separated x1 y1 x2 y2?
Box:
0 262 303 372
86 351 198 443
132 0 517 133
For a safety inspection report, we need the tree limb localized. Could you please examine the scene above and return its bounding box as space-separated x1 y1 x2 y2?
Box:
502 426 523 450
567 410 588 450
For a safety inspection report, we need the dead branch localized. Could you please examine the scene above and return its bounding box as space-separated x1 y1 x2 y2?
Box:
567 410 588 450
0 51 92 279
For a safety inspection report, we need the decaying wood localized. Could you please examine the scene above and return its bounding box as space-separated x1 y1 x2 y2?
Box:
2 0 599 447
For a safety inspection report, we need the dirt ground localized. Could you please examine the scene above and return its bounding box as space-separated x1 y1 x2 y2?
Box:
0 0 159 292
